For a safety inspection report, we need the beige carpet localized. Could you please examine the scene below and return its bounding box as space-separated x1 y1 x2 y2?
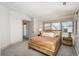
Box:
1 40 77 56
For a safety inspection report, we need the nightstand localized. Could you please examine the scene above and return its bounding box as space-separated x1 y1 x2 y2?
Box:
63 37 73 46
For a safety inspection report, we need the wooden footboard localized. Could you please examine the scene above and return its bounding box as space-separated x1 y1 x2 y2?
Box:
28 36 61 56
29 43 54 55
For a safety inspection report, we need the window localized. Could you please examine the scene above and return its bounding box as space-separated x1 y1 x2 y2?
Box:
44 23 51 30
43 21 73 33
51 23 61 30
62 21 73 33
44 22 61 31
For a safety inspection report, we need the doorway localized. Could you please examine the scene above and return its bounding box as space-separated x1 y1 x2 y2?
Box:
23 20 30 40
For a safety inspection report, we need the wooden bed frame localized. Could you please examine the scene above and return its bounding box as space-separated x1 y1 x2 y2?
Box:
28 36 61 56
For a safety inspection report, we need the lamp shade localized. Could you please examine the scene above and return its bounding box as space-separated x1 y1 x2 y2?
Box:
68 27 72 33
39 29 42 31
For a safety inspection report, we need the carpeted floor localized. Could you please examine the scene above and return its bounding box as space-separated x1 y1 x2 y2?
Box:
1 40 77 56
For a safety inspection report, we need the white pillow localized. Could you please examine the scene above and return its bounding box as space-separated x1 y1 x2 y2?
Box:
42 32 55 37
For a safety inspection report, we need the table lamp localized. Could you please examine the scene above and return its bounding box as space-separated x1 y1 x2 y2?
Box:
38 29 42 36
68 28 72 38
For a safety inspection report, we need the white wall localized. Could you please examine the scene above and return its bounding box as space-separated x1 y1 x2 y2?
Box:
32 17 43 35
33 17 39 35
9 10 31 44
0 5 10 49
38 17 43 31
0 4 31 49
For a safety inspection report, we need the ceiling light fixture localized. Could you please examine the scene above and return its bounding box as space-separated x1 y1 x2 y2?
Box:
63 2 66 5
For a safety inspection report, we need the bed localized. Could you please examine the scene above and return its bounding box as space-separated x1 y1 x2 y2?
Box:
28 31 61 56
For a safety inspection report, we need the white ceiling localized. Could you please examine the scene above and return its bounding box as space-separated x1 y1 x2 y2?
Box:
1 2 79 18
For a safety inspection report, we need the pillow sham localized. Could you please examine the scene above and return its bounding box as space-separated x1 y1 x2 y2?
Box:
42 32 55 37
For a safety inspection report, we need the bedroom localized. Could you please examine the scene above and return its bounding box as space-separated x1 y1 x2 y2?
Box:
0 2 79 56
